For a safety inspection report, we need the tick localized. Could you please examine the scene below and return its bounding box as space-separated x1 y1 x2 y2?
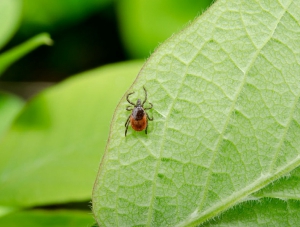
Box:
125 86 153 136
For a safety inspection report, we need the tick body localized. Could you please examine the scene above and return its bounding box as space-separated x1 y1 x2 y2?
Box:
125 86 153 136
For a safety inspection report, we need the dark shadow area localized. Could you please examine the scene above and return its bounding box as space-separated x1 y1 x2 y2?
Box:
33 200 91 211
1 4 126 82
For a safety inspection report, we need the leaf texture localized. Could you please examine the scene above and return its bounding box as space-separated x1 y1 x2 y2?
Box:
93 0 300 226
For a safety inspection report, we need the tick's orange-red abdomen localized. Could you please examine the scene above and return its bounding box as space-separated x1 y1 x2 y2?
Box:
130 115 147 131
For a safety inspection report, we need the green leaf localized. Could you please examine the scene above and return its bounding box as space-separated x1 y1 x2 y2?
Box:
207 199 300 226
21 0 111 33
0 33 53 76
0 0 22 50
0 210 94 227
0 206 18 218
116 0 213 58
0 92 24 138
93 0 300 226
253 166 300 200
0 61 142 207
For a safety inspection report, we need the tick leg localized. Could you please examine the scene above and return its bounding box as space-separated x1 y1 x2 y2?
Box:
125 115 130 127
144 102 153 110
125 124 129 136
146 112 153 121
145 123 148 134
126 106 133 111
142 86 147 105
125 115 131 136
126 92 135 106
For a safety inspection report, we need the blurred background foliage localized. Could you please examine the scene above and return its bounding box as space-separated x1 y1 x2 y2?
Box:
2 0 212 83
0 0 213 226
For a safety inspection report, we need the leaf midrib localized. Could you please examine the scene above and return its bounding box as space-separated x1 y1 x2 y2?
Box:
178 153 300 227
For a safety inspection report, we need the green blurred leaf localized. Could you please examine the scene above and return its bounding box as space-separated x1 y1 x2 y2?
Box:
0 61 142 207
116 0 213 58
0 210 94 227
0 33 53 76
0 92 24 138
21 0 111 34
0 0 22 50
0 206 18 218
93 0 300 226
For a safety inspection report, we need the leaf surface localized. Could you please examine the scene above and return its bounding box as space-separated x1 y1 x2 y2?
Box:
207 199 300 226
0 92 24 138
253 166 300 200
93 0 300 226
0 0 22 50
0 61 142 207
0 210 94 227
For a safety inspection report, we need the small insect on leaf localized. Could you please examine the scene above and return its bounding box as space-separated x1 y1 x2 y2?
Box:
125 86 153 136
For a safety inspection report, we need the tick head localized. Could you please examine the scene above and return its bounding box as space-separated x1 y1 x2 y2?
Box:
132 105 145 121
136 99 142 107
